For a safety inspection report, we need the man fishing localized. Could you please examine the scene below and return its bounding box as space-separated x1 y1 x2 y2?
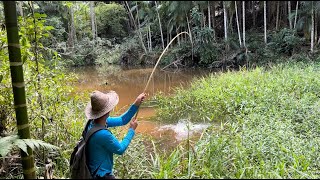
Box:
84 90 146 179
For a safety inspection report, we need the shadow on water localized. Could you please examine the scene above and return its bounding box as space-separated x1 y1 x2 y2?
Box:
68 65 214 150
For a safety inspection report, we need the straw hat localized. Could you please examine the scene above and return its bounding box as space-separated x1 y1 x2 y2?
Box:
85 90 119 120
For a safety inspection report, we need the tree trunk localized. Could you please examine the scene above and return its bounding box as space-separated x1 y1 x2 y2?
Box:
202 9 206 28
135 2 148 54
3 1 36 179
235 1 242 46
90 1 96 41
18 1 23 17
176 27 180 46
208 1 211 29
242 1 246 47
68 6 77 50
155 1 164 50
95 11 98 39
169 27 172 48
186 15 192 43
311 1 314 53
147 24 150 51
186 14 194 62
124 1 135 30
148 24 152 51
315 14 317 46
167 26 170 47
253 1 256 27
212 2 216 40
294 1 298 29
264 1 267 44
223 1 228 42
288 1 292 29
125 1 147 54
276 1 279 30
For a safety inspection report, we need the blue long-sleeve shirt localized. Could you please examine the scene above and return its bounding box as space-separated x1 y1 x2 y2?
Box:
86 104 138 177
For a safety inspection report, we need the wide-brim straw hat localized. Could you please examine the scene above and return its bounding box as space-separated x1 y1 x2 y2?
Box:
85 90 119 120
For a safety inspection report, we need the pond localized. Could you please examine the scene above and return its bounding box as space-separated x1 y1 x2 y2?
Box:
69 65 213 149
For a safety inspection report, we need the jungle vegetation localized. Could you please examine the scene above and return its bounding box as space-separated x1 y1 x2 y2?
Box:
1 1 320 179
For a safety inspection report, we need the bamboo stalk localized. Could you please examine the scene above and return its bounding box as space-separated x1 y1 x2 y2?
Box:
3 1 36 179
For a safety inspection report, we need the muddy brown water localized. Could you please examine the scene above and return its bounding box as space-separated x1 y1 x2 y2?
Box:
69 65 212 150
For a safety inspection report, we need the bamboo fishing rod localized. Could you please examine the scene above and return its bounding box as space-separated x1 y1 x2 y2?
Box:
134 31 193 119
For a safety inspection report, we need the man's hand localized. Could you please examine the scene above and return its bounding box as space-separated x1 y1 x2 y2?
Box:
133 92 147 106
129 118 138 130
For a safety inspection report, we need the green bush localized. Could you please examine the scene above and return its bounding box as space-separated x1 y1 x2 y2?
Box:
267 28 303 56
95 35 144 66
95 2 129 40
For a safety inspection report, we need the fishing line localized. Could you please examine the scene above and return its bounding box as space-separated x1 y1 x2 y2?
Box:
134 31 193 119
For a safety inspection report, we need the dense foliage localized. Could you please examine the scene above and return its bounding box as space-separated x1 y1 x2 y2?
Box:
154 62 320 178
2 1 319 68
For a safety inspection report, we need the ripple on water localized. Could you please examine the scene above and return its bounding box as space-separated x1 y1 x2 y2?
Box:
158 119 210 141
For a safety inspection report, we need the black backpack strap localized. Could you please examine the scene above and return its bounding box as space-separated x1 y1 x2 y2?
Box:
85 124 107 141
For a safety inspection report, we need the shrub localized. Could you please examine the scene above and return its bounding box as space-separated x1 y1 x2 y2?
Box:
267 28 303 56
95 2 129 40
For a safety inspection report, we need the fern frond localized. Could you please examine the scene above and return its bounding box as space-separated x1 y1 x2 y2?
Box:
20 139 59 152
14 140 29 155
0 135 59 157
0 135 19 157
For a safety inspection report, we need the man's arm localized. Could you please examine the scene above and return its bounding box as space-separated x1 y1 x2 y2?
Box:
97 128 135 155
99 118 138 155
106 104 138 127
106 93 146 127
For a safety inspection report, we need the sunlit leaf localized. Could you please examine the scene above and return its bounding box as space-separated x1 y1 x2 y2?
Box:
45 26 54 31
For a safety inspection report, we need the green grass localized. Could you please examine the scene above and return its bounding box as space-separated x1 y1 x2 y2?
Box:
150 61 320 178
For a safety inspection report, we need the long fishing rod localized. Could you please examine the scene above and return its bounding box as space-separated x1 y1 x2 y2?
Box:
134 31 193 119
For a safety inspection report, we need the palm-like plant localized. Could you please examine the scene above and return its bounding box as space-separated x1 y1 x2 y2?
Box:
167 1 194 43
295 1 320 52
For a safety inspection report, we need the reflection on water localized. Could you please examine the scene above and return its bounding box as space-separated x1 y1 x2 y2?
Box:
70 65 212 146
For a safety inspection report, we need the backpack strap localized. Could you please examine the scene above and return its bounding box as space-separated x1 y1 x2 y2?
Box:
85 123 108 142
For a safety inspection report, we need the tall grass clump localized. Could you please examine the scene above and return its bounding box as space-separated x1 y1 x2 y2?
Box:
153 61 320 178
